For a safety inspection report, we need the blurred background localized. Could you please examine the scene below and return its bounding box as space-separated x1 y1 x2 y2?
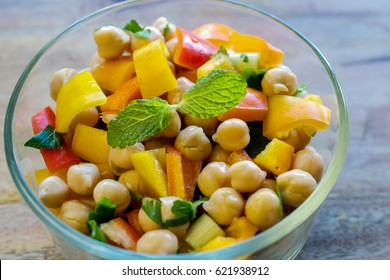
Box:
1 0 389 259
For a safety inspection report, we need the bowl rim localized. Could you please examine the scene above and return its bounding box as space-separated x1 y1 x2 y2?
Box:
4 0 349 259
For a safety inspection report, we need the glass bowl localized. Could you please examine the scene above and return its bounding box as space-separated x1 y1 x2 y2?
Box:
4 0 348 259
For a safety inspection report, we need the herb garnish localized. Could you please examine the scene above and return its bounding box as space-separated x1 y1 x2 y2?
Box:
241 67 267 91
88 197 117 224
123 19 151 39
24 125 63 149
240 53 249 63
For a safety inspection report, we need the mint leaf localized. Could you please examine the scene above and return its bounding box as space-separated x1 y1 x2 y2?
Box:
241 68 266 91
179 69 247 118
88 197 117 224
294 83 309 96
163 23 170 36
164 198 206 228
142 198 164 227
123 19 151 39
107 97 172 148
240 53 249 63
24 125 63 149
87 220 108 243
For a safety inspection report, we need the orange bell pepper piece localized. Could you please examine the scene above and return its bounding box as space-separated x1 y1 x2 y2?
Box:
217 87 268 122
227 150 253 165
192 23 234 49
100 77 141 113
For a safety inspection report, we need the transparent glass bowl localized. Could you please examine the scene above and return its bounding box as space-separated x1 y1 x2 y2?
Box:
4 0 348 259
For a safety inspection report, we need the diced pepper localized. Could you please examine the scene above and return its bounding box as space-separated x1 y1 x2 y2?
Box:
34 168 68 185
227 150 253 165
174 27 219 70
31 106 81 173
91 55 136 92
253 138 294 175
225 217 259 240
197 236 237 252
125 208 144 237
130 148 168 198
263 95 331 140
133 39 178 99
71 124 110 164
196 53 235 79
165 145 202 201
100 77 142 113
217 87 268 122
100 217 140 250
193 23 234 49
55 70 107 133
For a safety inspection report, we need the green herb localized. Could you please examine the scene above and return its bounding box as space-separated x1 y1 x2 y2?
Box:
241 67 267 91
244 122 271 158
123 19 151 39
179 69 247 118
165 198 206 228
107 70 247 148
129 190 146 202
294 83 309 96
107 97 173 148
141 198 164 227
24 125 63 150
87 220 108 243
163 22 170 37
88 197 117 224
240 53 249 63
211 46 228 58
275 178 284 218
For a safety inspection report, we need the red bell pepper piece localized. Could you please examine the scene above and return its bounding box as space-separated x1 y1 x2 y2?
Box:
174 27 219 70
31 106 81 173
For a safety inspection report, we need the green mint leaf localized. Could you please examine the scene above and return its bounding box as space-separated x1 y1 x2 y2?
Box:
179 69 247 118
245 121 271 158
241 67 266 91
123 19 151 38
142 198 164 227
107 97 172 148
163 23 170 36
240 53 249 63
88 197 117 224
165 199 207 228
275 178 284 218
24 125 63 150
87 220 108 243
294 83 309 96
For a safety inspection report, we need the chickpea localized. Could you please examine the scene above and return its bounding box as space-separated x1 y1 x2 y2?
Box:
212 118 250 151
155 111 181 138
160 196 189 237
174 125 212 161
261 178 277 192
245 188 281 230
292 148 324 182
165 37 178 61
38 176 70 208
118 169 146 195
152 17 177 41
197 161 230 197
203 187 245 226
94 25 130 59
67 163 100 196
70 107 99 129
136 229 178 254
167 77 194 105
49 68 78 101
282 126 311 151
229 160 267 193
58 200 91 234
138 197 162 232
277 169 317 207
108 142 145 175
206 144 230 164
261 65 298 96
184 114 218 136
93 179 131 214
129 26 164 52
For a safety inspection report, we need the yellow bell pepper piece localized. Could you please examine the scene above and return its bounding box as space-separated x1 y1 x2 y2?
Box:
34 168 67 185
133 39 178 99
130 148 168 198
254 138 294 175
263 95 331 140
56 70 107 133
197 53 235 79
197 236 237 252
71 124 110 164
225 216 259 240
91 55 135 92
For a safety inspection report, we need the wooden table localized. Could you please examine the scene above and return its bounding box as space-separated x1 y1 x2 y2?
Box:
1 0 389 259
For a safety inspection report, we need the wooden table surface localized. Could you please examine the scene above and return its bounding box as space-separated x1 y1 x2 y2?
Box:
1 0 390 260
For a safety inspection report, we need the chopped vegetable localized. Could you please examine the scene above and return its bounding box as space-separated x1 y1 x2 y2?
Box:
192 23 234 49
196 53 235 79
24 125 63 150
87 220 108 243
197 236 237 252
88 197 117 224
100 217 140 250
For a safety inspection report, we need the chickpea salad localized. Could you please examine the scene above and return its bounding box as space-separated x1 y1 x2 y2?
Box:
25 17 331 255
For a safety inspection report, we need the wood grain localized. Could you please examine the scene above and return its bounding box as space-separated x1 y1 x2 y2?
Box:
1 0 389 259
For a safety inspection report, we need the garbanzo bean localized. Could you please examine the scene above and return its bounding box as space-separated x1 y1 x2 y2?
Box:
138 197 162 232
261 178 277 192
184 114 218 137
136 229 178 254
58 200 91 234
155 111 181 138
167 77 194 105
174 125 212 161
108 142 145 175
203 187 245 226
291 148 324 182
277 169 317 207
152 17 177 41
94 25 130 59
282 126 311 151
38 176 70 208
197 161 230 197
93 179 131 214
129 26 164 52
212 118 250 151
160 196 190 237
206 144 230 164
245 188 281 230
49 68 78 101
118 169 145 195
229 160 267 193
261 65 298 96
67 163 100 196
